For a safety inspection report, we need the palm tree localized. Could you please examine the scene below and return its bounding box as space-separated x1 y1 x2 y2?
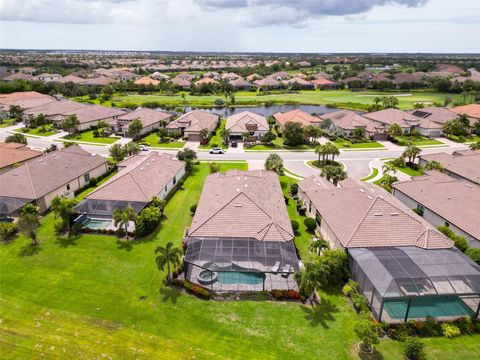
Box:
382 162 397 177
315 144 327 165
442 120 455 139
424 160 443 171
403 144 422 164
294 261 329 307
154 241 183 283
321 165 347 186
265 153 284 174
18 213 40 245
323 142 340 164
220 128 230 145
387 124 403 139
113 206 137 241
199 128 210 144
51 196 78 235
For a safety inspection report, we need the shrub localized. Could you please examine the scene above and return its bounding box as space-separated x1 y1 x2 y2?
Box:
298 207 306 216
291 220 299 231
135 206 161 237
271 289 301 300
0 222 17 242
304 218 317 232
355 320 379 352
190 204 197 214
441 323 461 338
289 183 298 196
402 336 427 360
437 225 468 252
466 248 480 265
418 316 440 337
209 162 220 173
342 283 355 297
213 98 225 106
88 177 98 187
93 129 100 137
351 292 370 314
391 157 406 167
183 280 212 299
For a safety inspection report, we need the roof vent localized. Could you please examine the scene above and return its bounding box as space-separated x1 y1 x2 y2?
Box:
390 212 399 216
360 189 365 193
51 154 56 157
236 188 240 192
447 196 451 199
234 204 242 207
378 195 384 199
244 184 248 188
465 183 473 188
140 167 144 170
12 173 17 176
367 195 372 199
374 213 383 216
38 159 42 162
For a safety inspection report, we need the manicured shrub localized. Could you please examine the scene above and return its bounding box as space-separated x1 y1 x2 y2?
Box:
418 316 440 337
289 183 298 196
391 157 406 168
291 220 299 231
355 320 379 352
441 323 461 338
402 336 427 360
298 207 306 216
437 225 469 252
209 162 220 173
190 204 197 214
88 177 98 187
351 292 370 314
0 223 17 242
183 280 212 299
466 248 480 265
304 218 317 232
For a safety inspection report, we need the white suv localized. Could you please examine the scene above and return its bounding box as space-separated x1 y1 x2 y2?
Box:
209 147 224 154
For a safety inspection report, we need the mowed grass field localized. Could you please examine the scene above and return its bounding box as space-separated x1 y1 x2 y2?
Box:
87 90 466 110
1 162 479 359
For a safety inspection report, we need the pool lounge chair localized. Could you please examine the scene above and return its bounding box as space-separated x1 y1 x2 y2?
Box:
281 264 291 278
270 261 280 274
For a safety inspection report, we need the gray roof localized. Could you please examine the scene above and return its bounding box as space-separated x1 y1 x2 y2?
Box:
393 171 480 241
167 110 219 133
86 153 184 203
118 108 171 128
226 111 269 133
188 170 294 242
0 146 107 200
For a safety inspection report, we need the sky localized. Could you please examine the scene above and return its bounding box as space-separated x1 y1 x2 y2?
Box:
0 0 479 53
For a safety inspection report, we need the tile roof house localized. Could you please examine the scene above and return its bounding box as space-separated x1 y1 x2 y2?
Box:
229 77 251 90
282 77 314 89
298 175 453 250
0 142 42 173
0 145 108 215
82 76 118 86
134 76 160 86
393 171 480 247
273 109 321 129
166 110 219 141
75 153 185 224
0 91 56 114
170 76 191 89
253 77 281 89
310 77 337 89
195 77 219 86
451 104 480 120
2 72 33 82
56 75 87 84
225 111 269 140
418 151 480 185
319 110 383 139
188 170 294 241
113 107 172 136
151 72 170 80
246 73 262 81
35 73 62 82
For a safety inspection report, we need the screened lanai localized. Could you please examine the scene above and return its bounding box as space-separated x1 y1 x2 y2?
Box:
184 237 300 293
0 196 32 218
349 247 480 323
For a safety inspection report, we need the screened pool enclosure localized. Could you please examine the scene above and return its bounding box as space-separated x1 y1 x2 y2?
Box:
184 237 300 292
349 247 480 323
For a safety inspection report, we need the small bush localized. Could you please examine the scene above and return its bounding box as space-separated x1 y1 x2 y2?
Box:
351 292 370 314
209 162 220 173
0 222 17 242
291 220 299 231
402 336 427 360
342 283 355 297
88 177 98 187
190 204 197 214
298 207 306 216
289 183 298 196
441 323 461 338
135 206 162 237
183 280 212 299
304 218 317 232
391 157 406 167
466 248 480 265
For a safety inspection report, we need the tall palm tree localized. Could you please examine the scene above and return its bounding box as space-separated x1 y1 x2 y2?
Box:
113 206 136 241
387 124 403 139
315 144 326 164
154 241 183 283
442 120 455 139
424 160 443 171
382 162 397 177
294 261 329 307
403 144 422 164
199 128 210 144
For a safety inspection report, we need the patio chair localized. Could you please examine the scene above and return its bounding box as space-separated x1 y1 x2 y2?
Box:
270 261 280 274
281 264 291 278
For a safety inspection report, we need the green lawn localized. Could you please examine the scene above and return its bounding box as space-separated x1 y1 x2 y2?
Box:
447 134 480 143
0 118 16 128
73 90 465 112
332 139 384 149
247 131 316 151
387 161 424 177
361 168 379 182
15 127 58 137
394 135 444 146
139 132 185 148
199 119 228 149
61 130 120 144
2 162 479 359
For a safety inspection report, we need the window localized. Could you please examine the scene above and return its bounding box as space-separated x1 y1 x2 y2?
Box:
84 173 90 183
445 222 450 227
416 204 424 216
164 185 168 192
66 184 70 191
173 176 176 185
315 211 322 226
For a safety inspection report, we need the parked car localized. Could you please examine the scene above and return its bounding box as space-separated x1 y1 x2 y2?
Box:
139 144 149 151
209 147 224 154
230 141 237 148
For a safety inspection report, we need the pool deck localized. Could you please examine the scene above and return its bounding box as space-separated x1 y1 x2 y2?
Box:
78 215 135 232
188 261 299 293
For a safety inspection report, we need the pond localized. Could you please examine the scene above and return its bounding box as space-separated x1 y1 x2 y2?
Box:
160 104 343 118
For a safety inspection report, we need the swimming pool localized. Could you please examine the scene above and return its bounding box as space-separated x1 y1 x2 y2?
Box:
201 262 266 285
82 218 112 230
383 296 474 320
